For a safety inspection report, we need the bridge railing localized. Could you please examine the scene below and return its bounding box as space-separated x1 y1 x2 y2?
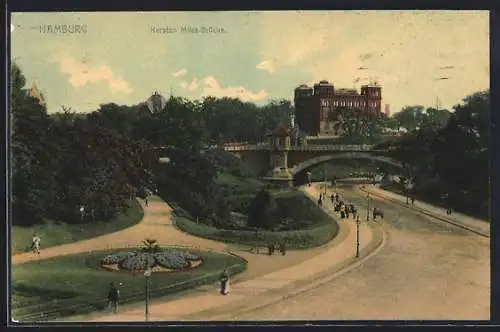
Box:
223 144 375 152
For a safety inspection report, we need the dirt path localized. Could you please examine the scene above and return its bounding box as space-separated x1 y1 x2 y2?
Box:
14 193 376 322
77 185 378 322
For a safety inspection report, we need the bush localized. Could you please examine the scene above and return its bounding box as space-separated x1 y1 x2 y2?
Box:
118 252 156 271
100 252 136 265
247 189 277 230
101 250 202 271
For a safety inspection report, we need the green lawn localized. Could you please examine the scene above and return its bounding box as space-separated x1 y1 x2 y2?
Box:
11 200 144 255
215 173 265 196
11 247 246 322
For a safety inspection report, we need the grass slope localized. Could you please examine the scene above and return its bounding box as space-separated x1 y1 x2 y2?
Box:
12 200 144 255
173 191 339 249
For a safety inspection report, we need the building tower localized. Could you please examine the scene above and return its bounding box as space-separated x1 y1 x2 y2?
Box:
146 91 167 112
361 82 382 116
264 126 293 188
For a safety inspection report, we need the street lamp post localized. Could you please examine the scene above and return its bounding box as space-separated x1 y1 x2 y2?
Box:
144 267 152 322
366 193 370 221
323 163 327 195
356 215 360 258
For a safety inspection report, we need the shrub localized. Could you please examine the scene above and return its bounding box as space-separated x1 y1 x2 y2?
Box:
101 249 201 271
173 215 338 250
100 252 136 265
118 252 156 271
247 189 277 230
153 251 200 269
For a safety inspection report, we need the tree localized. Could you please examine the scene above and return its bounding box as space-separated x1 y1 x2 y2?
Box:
247 189 277 230
393 105 425 132
379 90 489 218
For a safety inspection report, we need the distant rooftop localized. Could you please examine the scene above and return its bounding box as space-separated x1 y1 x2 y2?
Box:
27 83 45 105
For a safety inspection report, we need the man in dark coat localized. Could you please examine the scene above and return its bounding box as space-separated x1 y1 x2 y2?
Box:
107 281 120 313
279 243 286 256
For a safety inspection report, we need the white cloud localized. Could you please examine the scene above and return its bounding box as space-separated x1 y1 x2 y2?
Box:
201 76 269 102
180 78 199 91
257 13 335 67
301 11 489 114
256 60 276 73
173 68 187 77
59 57 132 94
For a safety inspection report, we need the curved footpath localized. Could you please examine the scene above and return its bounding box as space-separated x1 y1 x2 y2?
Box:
81 185 382 322
12 186 383 322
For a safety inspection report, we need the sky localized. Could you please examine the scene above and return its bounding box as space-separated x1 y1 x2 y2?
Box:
11 11 489 114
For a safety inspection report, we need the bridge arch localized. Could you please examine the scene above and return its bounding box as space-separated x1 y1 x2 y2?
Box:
290 152 403 176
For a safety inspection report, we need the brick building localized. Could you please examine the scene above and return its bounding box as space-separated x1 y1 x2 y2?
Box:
294 80 383 136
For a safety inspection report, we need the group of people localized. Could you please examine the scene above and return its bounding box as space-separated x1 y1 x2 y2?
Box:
267 242 286 256
319 192 358 221
107 281 122 313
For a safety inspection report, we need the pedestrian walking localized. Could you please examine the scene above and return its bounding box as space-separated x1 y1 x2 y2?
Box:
268 243 275 256
79 205 85 221
411 197 415 206
351 204 357 220
31 233 41 255
220 269 230 295
145 196 149 206
279 243 286 256
107 282 120 313
330 194 335 204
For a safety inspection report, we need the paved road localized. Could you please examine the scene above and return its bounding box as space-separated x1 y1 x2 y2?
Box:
232 186 490 320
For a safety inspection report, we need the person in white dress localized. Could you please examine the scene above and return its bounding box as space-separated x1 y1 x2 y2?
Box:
31 233 41 254
220 269 231 295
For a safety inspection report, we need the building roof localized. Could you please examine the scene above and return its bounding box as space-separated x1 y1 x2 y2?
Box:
27 83 45 104
315 80 333 86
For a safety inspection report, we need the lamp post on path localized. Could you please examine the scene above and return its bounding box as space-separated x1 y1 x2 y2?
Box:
366 193 371 222
323 163 327 195
144 267 152 322
356 215 360 258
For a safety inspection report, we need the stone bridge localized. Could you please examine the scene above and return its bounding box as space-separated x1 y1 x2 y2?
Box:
223 141 402 187
153 139 403 188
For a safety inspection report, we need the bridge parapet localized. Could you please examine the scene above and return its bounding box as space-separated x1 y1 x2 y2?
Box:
223 144 375 152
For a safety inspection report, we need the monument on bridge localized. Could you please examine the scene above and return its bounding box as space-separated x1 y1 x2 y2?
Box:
262 126 294 188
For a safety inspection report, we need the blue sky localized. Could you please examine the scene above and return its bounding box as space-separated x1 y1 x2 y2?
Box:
11 11 489 114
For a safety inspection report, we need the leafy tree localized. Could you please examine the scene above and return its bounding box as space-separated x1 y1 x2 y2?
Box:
379 90 489 218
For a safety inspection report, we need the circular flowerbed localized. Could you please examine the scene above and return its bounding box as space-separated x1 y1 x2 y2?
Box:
100 250 203 273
